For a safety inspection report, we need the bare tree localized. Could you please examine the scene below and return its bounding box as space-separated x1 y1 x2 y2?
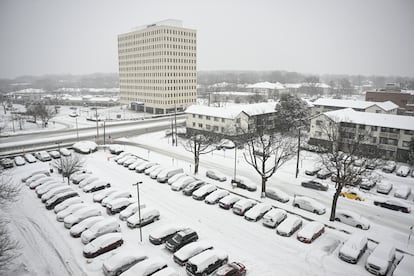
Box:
243 133 297 197
183 134 219 174
0 171 21 272
53 154 85 184
26 103 56 128
315 120 381 221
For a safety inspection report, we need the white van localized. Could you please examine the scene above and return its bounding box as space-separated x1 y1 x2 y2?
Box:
338 233 368 264
157 167 184 183
365 242 395 275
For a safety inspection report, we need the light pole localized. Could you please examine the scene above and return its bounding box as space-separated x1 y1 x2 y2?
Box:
295 126 303 178
95 108 99 143
133 181 143 242
75 116 79 141
56 141 64 182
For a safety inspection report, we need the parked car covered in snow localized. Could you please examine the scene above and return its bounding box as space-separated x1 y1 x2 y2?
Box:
79 176 100 188
70 216 105 238
232 199 256 216
108 144 124 155
213 262 247 276
93 189 119 203
376 182 393 195
145 164 162 175
171 176 195 191
293 196 326 215
136 162 158 173
316 169 332 179
231 176 257 191
48 150 61 159
265 187 290 203
151 267 179 276
106 198 134 215
365 242 395 275
149 224 186 245
157 167 184 183
396 165 410 177
183 180 205 196
128 159 145 170
382 161 396 173
276 215 302 237
81 218 121 244
60 148 71 156
192 184 217 200
301 180 328 191
167 172 186 185
36 151 52 161
297 221 325 243
102 250 147 276
83 233 123 258
101 191 131 207
126 208 160 228
373 198 411 213
72 173 93 184
53 196 83 213
150 166 165 179
36 182 62 197
262 208 287 228
42 186 74 202
73 141 97 154
206 170 227 182
45 191 79 210
338 233 368 264
186 249 228 276
23 153 37 163
14 156 26 166
120 257 167 276
204 189 229 205
83 181 111 193
173 241 213 266
244 203 272 222
394 186 411 199
119 203 145 221
56 203 89 222
305 167 321 176
22 170 49 183
64 206 102 228
335 210 370 230
219 194 241 210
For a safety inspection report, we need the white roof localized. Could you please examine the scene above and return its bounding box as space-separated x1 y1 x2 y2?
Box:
247 81 285 90
313 98 398 111
185 102 277 119
323 108 414 131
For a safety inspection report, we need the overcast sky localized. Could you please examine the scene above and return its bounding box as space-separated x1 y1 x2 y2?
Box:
1 0 413 78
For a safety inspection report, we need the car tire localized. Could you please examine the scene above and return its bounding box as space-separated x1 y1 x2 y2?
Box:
294 204 299 208
335 218 340 222
356 225 362 229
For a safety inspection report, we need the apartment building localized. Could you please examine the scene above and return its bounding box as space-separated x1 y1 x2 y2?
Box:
311 98 398 116
365 89 414 115
118 19 197 114
185 102 278 137
309 108 414 161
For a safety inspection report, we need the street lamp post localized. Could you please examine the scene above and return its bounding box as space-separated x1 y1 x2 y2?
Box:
295 127 302 178
56 141 64 182
133 181 143 242
95 108 99 143
75 116 79 141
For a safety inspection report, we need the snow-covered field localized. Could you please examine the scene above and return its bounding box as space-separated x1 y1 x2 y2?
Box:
4 131 414 276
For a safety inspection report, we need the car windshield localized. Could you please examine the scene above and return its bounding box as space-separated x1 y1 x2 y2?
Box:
173 233 183 243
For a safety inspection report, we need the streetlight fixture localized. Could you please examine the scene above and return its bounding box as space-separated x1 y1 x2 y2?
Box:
56 141 64 182
132 181 143 242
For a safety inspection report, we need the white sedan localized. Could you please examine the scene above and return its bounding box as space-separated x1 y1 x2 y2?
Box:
335 210 370 230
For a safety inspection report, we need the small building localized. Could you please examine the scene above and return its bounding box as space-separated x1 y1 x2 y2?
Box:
309 108 414 161
311 98 398 116
365 85 414 115
185 102 278 138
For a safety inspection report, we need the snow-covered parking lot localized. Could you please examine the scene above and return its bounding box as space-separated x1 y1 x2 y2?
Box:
5 131 414 276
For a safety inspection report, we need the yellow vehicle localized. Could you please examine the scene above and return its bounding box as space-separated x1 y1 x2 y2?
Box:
340 191 364 201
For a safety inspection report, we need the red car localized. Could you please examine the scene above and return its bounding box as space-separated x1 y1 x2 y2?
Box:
214 262 246 276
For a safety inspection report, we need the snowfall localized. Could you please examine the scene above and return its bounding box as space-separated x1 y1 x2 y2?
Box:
2 106 414 276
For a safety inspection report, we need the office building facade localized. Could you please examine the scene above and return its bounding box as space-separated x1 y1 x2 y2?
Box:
118 19 197 114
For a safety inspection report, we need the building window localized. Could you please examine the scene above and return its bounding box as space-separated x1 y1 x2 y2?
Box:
198 123 203 128
192 114 195 118
404 130 414 135
206 116 211 120
371 126 378 131
221 118 225 122
214 117 219 122
221 127 225 133
371 137 377 143
236 118 241 124
316 120 323 126
402 141 410 147
198 115 203 119
359 125 365 130
213 126 219 131
192 122 195 127
206 124 211 130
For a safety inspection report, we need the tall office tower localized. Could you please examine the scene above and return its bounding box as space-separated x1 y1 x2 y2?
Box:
118 19 197 114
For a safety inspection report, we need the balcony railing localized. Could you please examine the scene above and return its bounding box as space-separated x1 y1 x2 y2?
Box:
378 144 398 152
379 132 399 139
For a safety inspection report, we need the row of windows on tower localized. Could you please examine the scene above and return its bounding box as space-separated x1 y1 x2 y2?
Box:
119 43 196 53
123 91 196 98
119 36 196 47
119 50 196 58
119 58 196 66
120 65 196 71
121 97 196 105
120 85 196 91
119 78 195 84
119 72 196 78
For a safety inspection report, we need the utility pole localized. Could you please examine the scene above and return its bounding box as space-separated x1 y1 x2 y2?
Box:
103 121 106 145
56 141 64 182
295 127 301 178
75 116 79 141
133 181 143 242
95 108 99 143
174 101 178 146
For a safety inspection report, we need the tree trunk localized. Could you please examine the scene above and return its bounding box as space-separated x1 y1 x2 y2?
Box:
194 155 199 174
261 177 266 198
67 174 70 185
330 189 341 221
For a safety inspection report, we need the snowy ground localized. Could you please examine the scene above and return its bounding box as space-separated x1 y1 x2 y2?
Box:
4 131 414 276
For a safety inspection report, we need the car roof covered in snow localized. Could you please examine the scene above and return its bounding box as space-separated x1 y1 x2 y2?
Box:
174 241 212 260
188 249 228 272
103 250 147 272
297 221 324 239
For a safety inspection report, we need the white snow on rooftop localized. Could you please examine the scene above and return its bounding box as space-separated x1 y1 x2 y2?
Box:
324 108 414 130
313 98 398 111
247 81 285 90
185 102 277 119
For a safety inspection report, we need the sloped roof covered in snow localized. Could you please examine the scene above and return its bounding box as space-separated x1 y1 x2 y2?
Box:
185 102 277 119
247 82 285 90
313 98 398 111
323 108 414 130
